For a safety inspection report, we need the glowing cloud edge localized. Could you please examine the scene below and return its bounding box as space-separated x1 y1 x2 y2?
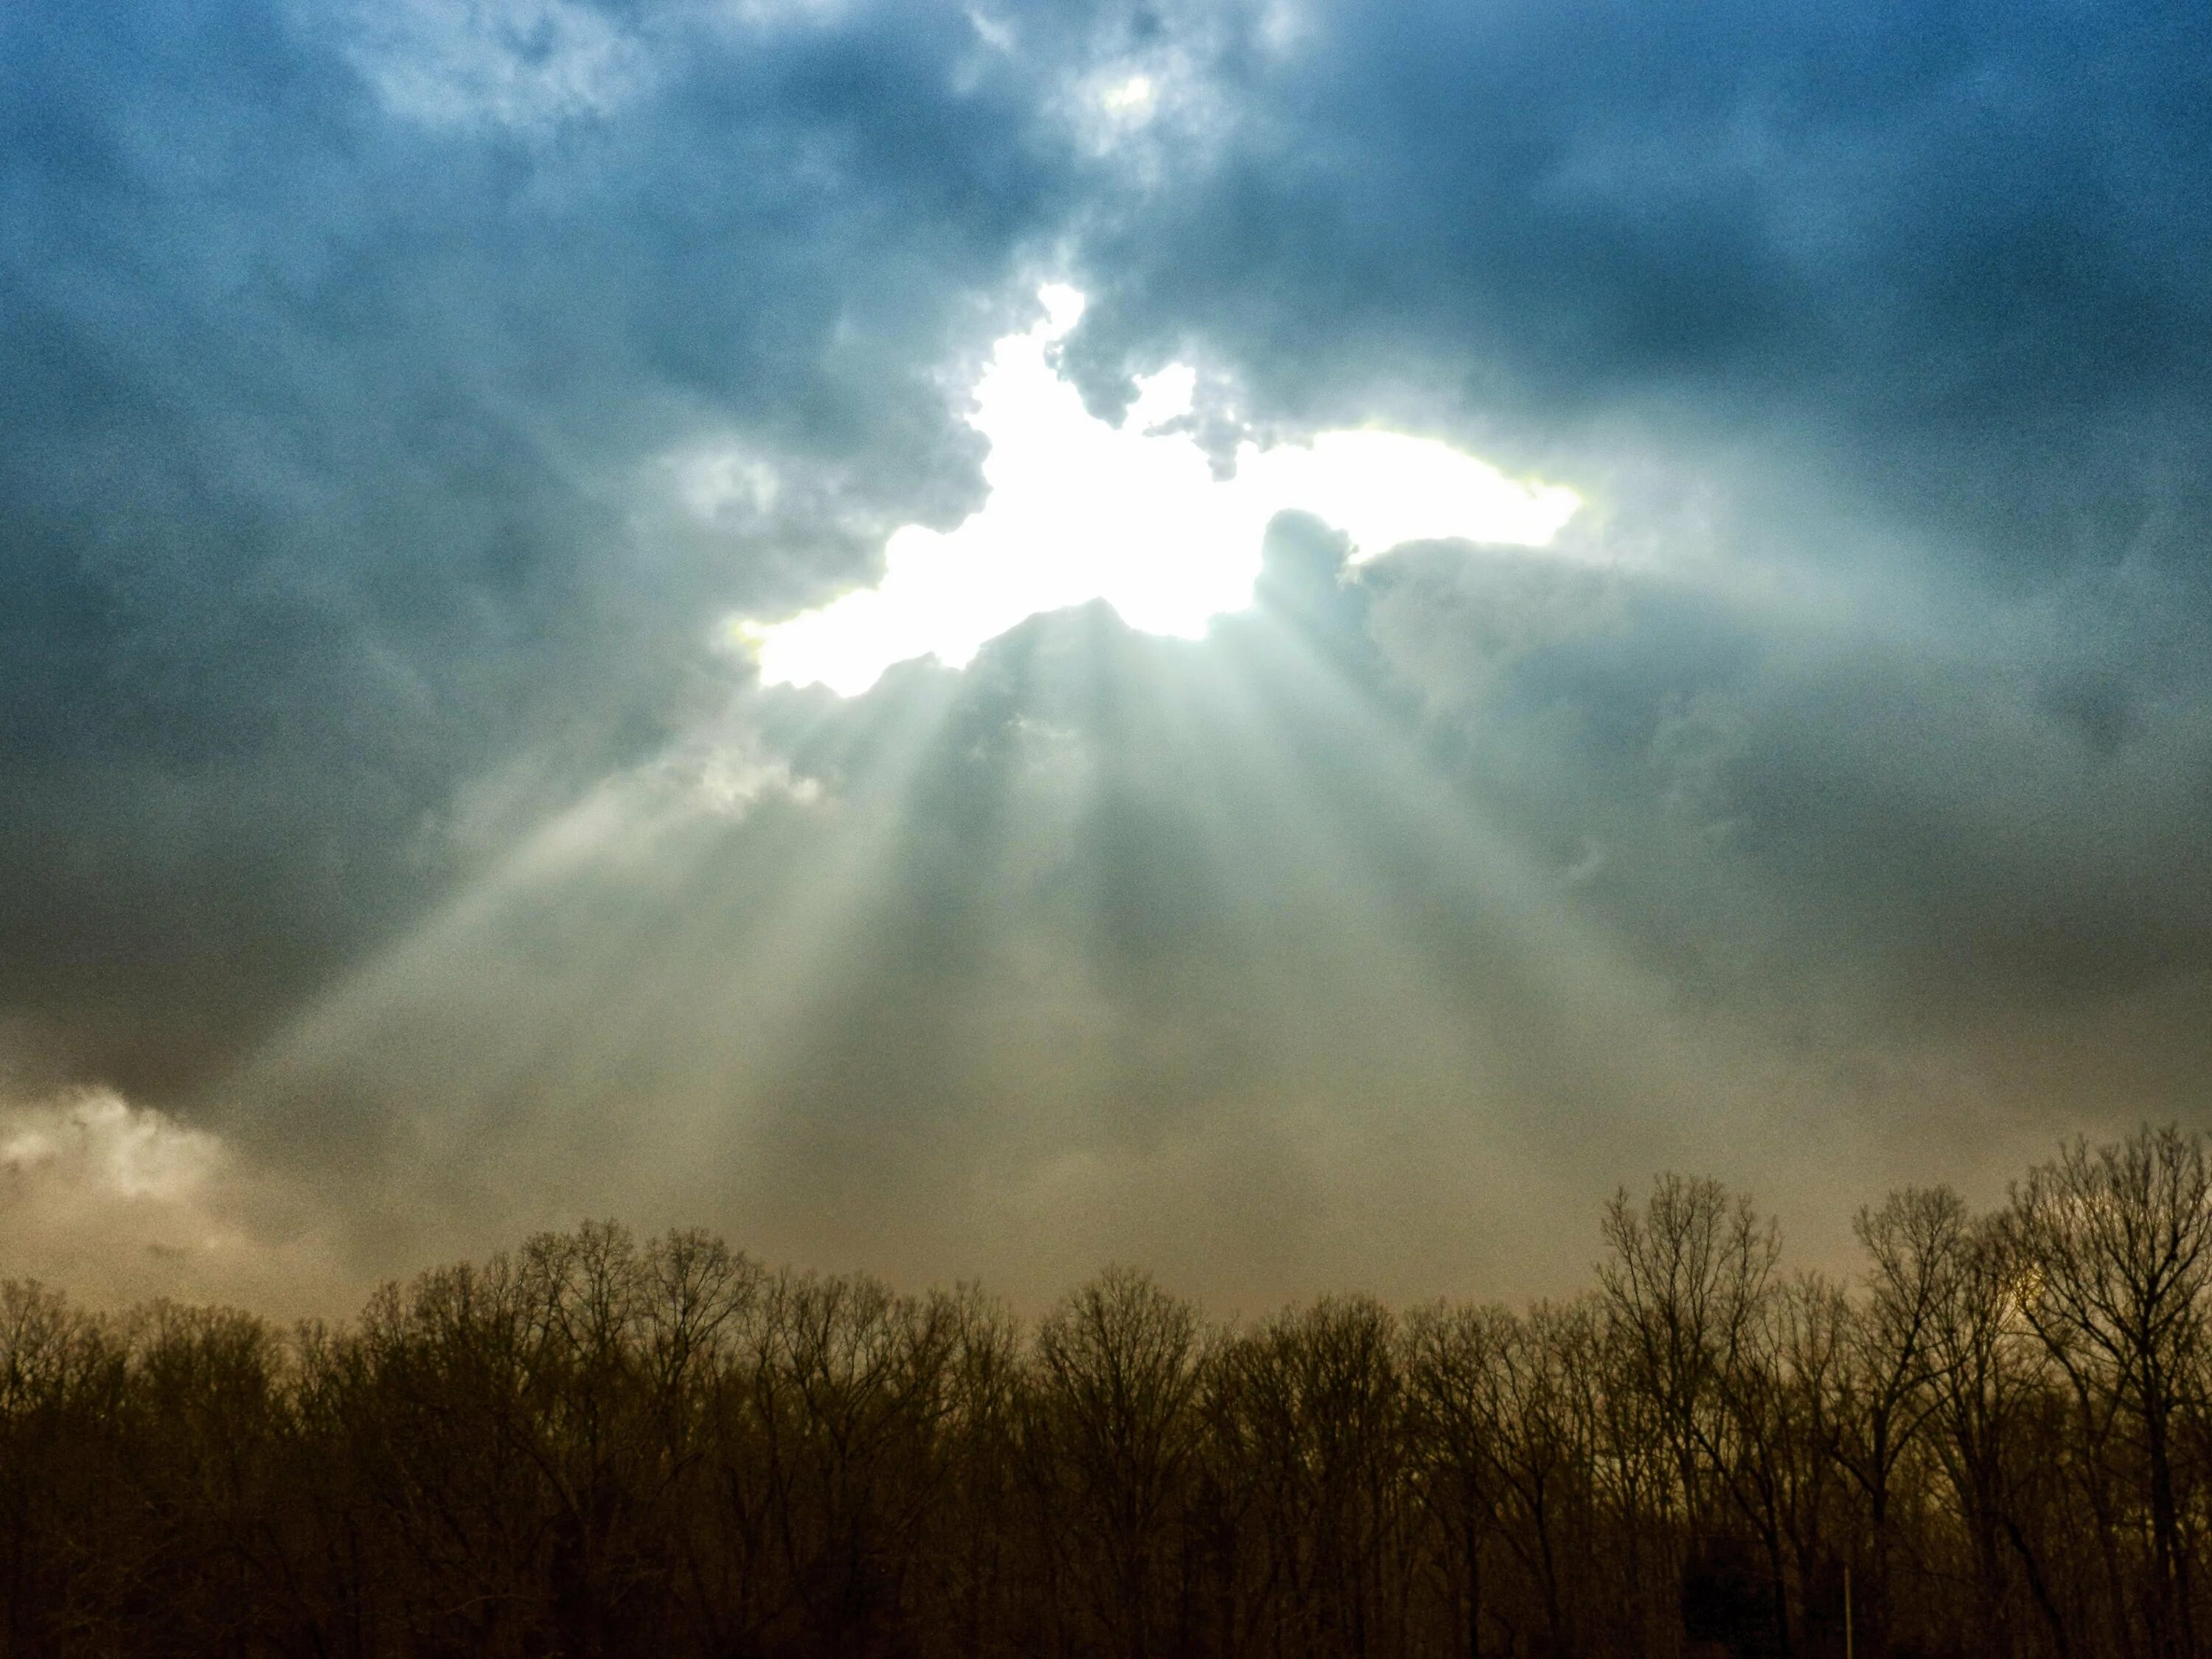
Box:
729 289 1582 698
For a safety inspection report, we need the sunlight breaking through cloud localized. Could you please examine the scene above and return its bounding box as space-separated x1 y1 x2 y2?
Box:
735 288 1582 696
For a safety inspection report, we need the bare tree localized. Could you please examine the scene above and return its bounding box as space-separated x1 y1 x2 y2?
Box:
1026 1267 1205 1659
1228 1295 1411 1659
1834 1186 1969 1657
2 1138 2208 1659
2009 1127 2212 1659
1600 1174 1785 1656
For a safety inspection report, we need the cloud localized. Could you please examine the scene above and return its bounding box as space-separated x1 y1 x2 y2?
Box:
0 0 1085 1091
1057 0 2212 581
741 288 1580 694
324 0 658 130
203 504 2207 1306
1 0 2209 1311
0 1088 345 1312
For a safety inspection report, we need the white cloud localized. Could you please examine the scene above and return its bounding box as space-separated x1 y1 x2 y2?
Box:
0 1088 223 1203
0 1088 343 1313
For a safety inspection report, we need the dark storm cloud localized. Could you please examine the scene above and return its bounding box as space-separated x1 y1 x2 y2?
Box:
0 0 1103 1089
4 0 2211 1309
1365 539 2212 1023
1038 0 2212 1141
1062 0 2212 577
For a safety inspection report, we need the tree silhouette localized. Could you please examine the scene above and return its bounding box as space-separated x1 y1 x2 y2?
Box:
1 1125 2208 1658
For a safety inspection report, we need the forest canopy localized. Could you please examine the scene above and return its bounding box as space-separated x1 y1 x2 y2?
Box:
3 1124 2209 1659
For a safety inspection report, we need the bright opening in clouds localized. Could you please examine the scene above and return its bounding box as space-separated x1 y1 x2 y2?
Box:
738 288 1582 696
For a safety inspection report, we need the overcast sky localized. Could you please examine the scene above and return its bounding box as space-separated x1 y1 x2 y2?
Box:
4 0 2208 1315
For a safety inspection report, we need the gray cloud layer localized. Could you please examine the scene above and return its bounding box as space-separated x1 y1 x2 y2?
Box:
2 0 1082 1088
2 0 2206 1310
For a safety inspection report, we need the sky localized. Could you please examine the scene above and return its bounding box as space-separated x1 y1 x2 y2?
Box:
2 0 2209 1316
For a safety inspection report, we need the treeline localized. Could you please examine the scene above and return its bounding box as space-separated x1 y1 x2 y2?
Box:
3 1127 2211 1659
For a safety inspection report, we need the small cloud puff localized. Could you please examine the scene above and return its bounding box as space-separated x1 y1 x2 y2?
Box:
0 1088 345 1314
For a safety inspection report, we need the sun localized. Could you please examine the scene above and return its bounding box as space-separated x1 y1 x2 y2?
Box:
737 287 1582 697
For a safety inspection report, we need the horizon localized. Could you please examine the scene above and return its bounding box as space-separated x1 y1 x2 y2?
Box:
0 1113 2194 1328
